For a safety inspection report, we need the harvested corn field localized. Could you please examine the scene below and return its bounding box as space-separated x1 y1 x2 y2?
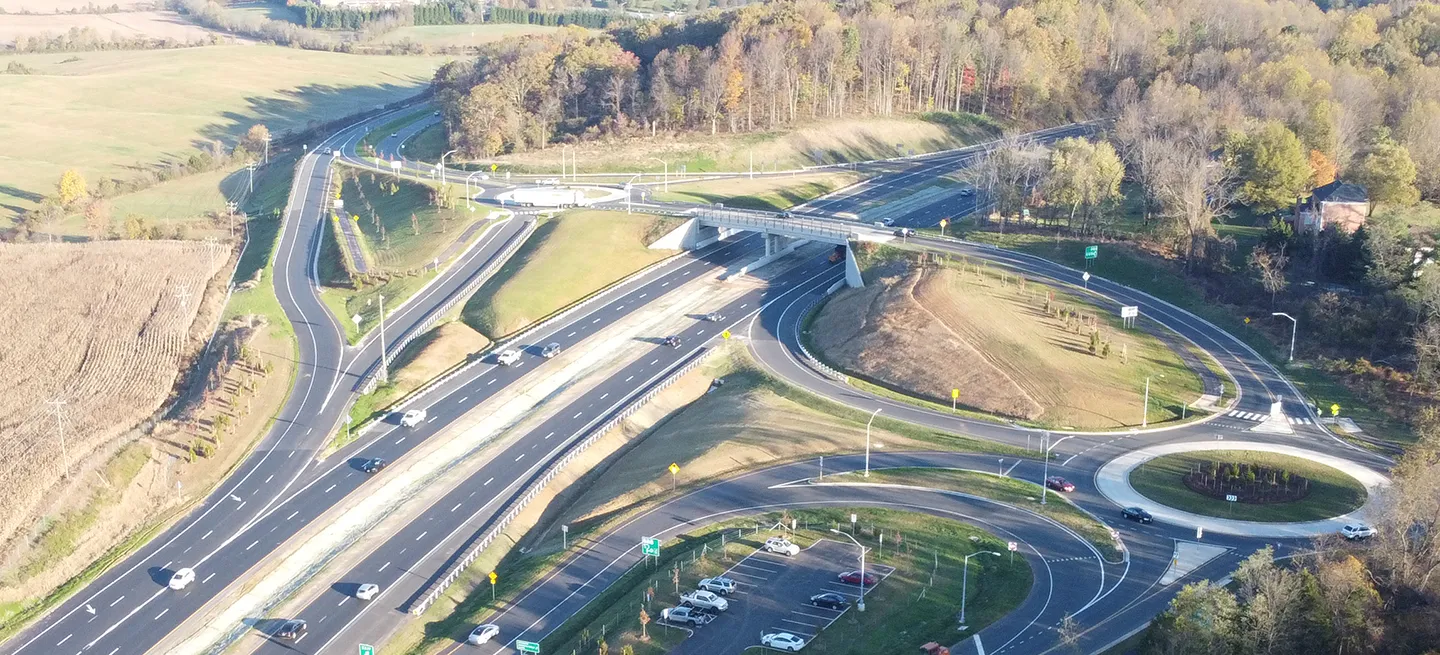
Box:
0 241 226 555
810 260 1206 429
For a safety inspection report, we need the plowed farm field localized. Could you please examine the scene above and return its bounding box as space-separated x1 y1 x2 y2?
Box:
0 241 224 554
810 261 1207 430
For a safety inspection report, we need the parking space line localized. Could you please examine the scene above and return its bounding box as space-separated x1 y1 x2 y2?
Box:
724 570 770 580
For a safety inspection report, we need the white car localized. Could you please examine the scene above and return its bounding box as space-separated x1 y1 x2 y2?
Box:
1342 524 1376 540
763 536 800 556
355 583 380 601
168 567 195 590
467 624 500 645
762 632 806 651
400 409 427 427
679 589 729 612
697 576 736 595
496 349 521 366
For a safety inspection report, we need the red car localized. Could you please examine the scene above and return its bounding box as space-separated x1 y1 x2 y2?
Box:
1046 476 1075 493
838 570 877 586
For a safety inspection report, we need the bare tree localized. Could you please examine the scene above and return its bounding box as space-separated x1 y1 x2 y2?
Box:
1248 245 1289 307
1153 141 1236 268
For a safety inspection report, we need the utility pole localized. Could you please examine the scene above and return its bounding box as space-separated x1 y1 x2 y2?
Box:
46 398 69 479
440 149 458 187
649 158 668 191
263 134 271 164
1141 377 1150 427
1040 433 1075 505
246 162 256 194
959 552 1001 627
377 294 390 384
1272 312 1298 362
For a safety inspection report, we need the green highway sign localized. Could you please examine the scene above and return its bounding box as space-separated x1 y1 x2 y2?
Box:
641 537 661 557
1085 245 1098 260
359 645 375 655
516 639 541 653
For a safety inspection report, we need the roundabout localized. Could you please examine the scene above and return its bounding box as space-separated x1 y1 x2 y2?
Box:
1095 441 1390 537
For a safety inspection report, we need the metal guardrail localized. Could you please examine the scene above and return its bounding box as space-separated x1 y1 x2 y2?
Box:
408 347 718 615
795 293 849 383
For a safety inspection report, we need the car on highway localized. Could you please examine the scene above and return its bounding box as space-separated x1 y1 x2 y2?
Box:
703 312 725 322
276 619 307 641
389 132 398 138
168 567 195 590
355 583 380 600
698 577 737 595
779 210 794 218
433 110 441 116
467 624 500 645
959 188 976 197
1122 507 1153 524
661 606 713 626
540 178 561 186
893 228 916 237
400 409 426 427
1342 524 1376 540
663 335 683 348
761 632 807 651
809 592 848 610
1045 476 1075 492
361 458 387 474
838 570 878 586
762 536 800 556
541 342 561 358
680 589 729 612
497 349 522 366
879 217 896 226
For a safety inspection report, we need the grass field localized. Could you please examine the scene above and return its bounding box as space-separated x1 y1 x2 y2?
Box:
0 10 226 47
482 112 1004 174
337 168 479 272
0 45 447 224
652 171 861 211
811 260 1206 430
460 209 679 338
367 23 563 48
1128 450 1367 522
541 508 1031 655
401 121 448 161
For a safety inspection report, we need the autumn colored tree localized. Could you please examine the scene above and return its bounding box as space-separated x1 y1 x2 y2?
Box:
1228 122 1312 214
56 169 87 208
1355 131 1420 207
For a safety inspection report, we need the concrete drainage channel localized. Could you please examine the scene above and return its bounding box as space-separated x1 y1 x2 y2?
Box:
662 539 895 655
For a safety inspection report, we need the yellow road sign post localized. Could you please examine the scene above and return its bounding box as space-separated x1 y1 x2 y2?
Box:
668 462 679 490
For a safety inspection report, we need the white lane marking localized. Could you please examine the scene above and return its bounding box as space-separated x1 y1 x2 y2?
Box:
324 484 336 493
484 477 494 485
459 396 469 403
415 531 427 541
592 317 601 324
573 412 583 419
56 635 72 646
1062 454 1078 466
488 379 496 386
246 540 259 551
567 331 576 337
154 608 168 621
378 561 390 572
515 453 526 462
108 596 124 607
600 393 609 400
286 510 299 520
396 437 406 445
544 432 555 439
264 475 273 484
202 572 216 584
649 359 659 366
625 375 633 382
451 503 463 512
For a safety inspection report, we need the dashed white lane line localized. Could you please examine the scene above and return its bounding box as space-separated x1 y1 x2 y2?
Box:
264 474 273 484
544 431 555 439
649 359 659 366
600 393 609 400
202 572 216 584
567 331 576 337
286 510 299 520
154 608 168 621
515 454 526 462
459 396 469 403
451 502 462 512
395 437 406 445
415 531 427 541
324 484 337 493
573 411 583 418
246 540 259 551
625 375 634 382
488 379 496 385
484 477 494 485
56 634 72 646
108 596 124 607
378 561 390 572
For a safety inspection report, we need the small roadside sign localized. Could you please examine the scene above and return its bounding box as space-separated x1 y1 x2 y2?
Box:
1225 494 1238 502
1120 306 1139 318
359 645 375 655
1022 208 1030 219
490 163 498 172
1244 317 1251 324
1007 541 1018 551
1085 245 1098 260
669 463 680 475
641 537 661 557
488 571 497 585
721 329 731 340
939 218 949 229
515 640 541 653
1331 403 1341 417
951 389 959 399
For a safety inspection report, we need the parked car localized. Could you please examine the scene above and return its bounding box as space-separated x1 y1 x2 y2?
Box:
679 590 729 612
1122 507 1153 524
663 335 682 348
809 592 848 610
761 632 806 651
762 536 800 556
1045 476 1075 492
276 619 308 641
467 624 500 645
1342 524 1377 540
661 606 712 626
698 577 737 595
541 342 561 358
168 567 195 590
355 583 380 601
496 349 522 366
361 458 387 474
838 570 878 586
400 409 426 427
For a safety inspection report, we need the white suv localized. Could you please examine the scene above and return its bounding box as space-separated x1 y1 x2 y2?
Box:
763 537 800 556
496 349 521 366
1341 524 1376 540
400 409 426 427
698 577 736 595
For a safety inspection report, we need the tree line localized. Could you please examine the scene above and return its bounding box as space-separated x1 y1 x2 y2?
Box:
292 0 483 31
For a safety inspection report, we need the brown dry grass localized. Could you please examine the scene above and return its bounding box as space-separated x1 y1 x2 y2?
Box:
0 11 226 46
811 262 1204 429
0 241 225 568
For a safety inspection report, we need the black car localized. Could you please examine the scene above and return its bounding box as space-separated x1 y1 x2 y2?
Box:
276 619 307 640
361 458 387 474
809 592 849 610
663 335 682 348
1121 507 1152 524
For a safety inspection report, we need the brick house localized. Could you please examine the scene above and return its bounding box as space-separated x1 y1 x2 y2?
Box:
1290 181 1369 234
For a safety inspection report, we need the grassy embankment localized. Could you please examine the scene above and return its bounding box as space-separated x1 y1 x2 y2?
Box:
0 45 446 227
651 171 862 211
1129 450 1367 522
461 209 681 339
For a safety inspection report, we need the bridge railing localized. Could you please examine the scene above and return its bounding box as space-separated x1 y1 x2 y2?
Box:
696 208 853 244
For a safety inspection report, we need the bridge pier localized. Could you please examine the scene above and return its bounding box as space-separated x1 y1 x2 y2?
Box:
648 218 723 250
844 242 864 288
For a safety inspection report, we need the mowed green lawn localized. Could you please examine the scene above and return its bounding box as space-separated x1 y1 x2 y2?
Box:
368 24 563 48
653 171 861 211
461 210 678 338
0 45 449 224
338 170 479 272
1128 450 1367 522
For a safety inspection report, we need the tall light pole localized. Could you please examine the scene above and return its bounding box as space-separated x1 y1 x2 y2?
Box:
377 294 389 384
959 551 1002 626
829 529 867 612
465 171 483 210
649 157 668 191
1272 312 1297 362
439 149 458 188
1141 376 1150 427
1040 433 1076 505
864 407 882 477
561 144 572 181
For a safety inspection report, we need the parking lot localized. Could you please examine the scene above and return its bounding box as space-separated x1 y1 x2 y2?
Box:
665 538 896 654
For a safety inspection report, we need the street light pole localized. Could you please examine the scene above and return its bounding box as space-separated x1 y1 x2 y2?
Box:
439 149 458 187
959 551 1002 626
1040 433 1076 505
829 529 866 612
1141 377 1150 427
864 407 882 477
377 294 389 384
1272 312 1298 362
649 157 668 191
465 171 482 210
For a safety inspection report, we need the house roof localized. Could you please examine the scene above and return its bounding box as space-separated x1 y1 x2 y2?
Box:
1311 180 1368 205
